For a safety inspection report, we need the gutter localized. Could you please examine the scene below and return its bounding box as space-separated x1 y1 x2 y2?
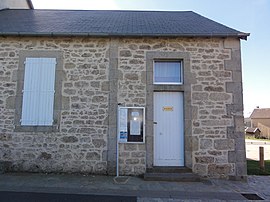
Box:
27 0 34 9
238 33 250 40
0 32 250 40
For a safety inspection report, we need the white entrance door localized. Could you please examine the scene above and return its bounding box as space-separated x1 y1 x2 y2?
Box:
154 92 184 166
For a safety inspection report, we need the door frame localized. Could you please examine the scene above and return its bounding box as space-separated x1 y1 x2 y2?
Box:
153 92 184 166
145 51 193 169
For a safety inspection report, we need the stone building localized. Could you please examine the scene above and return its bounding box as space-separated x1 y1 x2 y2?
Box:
0 9 249 179
250 108 270 128
250 108 270 139
245 127 261 138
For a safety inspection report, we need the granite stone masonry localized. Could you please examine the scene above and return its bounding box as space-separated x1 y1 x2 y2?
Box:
0 37 110 174
0 36 246 179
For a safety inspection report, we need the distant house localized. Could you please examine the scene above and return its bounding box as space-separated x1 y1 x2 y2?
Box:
250 108 270 139
0 9 249 180
250 108 270 128
0 0 33 10
245 127 261 138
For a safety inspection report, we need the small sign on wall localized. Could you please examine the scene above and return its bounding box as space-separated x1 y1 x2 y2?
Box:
119 108 128 143
163 106 173 111
118 107 145 143
119 131 128 142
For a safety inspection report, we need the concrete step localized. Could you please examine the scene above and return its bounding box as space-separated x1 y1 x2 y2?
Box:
146 166 192 174
144 172 201 182
144 167 200 182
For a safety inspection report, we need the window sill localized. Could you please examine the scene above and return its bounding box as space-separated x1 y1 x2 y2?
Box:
14 125 59 132
154 82 183 85
153 85 185 92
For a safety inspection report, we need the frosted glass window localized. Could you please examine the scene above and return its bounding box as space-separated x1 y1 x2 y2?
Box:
154 61 182 84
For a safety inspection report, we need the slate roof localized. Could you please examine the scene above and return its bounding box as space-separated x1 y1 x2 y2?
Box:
245 127 261 133
250 108 270 119
0 9 249 39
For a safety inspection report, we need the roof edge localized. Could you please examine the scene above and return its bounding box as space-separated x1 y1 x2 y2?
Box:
0 32 250 39
1 9 195 12
27 0 34 9
250 108 270 118
238 32 250 40
190 11 249 40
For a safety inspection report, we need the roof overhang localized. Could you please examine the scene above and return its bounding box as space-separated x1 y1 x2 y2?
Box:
245 127 261 133
238 33 250 40
0 32 250 39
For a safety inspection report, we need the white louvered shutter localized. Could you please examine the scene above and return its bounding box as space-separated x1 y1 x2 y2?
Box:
21 58 56 126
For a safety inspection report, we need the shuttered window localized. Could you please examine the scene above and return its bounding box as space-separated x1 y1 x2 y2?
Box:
21 58 56 126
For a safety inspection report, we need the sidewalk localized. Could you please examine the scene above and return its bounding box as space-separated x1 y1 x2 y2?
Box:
0 172 269 201
246 139 270 160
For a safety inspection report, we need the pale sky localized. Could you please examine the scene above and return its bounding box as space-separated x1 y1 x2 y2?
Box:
31 0 270 117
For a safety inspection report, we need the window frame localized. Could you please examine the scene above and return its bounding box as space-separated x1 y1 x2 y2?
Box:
21 57 57 126
118 107 145 144
15 50 63 132
153 60 183 85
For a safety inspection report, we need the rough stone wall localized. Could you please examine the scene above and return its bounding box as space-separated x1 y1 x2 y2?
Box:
224 39 246 180
0 37 110 173
116 37 245 178
189 38 235 178
118 144 146 175
117 39 147 175
0 36 246 179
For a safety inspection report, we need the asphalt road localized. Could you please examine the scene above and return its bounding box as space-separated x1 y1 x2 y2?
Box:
0 191 137 202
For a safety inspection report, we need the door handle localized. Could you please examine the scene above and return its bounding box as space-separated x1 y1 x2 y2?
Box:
153 121 157 124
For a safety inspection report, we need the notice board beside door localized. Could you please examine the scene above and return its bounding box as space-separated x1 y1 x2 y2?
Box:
118 107 145 143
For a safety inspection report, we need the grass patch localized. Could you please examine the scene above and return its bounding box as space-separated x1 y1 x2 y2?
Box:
245 136 270 142
247 159 270 175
